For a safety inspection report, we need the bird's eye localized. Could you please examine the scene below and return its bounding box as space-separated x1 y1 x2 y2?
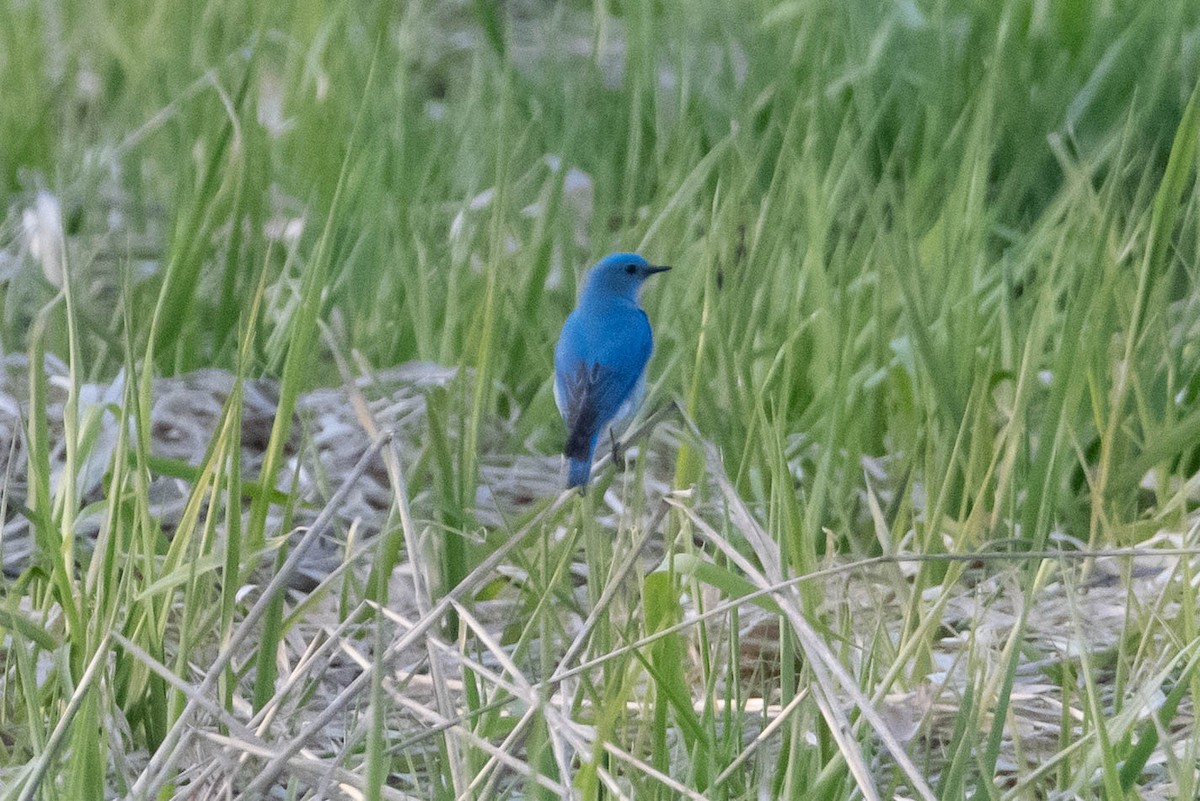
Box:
625 265 637 274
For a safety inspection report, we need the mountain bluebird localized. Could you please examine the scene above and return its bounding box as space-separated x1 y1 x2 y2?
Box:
554 252 670 489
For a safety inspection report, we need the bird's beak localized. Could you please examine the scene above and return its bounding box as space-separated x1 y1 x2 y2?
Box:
646 265 671 275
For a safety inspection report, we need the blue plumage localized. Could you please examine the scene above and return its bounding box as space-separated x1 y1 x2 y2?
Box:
554 252 669 489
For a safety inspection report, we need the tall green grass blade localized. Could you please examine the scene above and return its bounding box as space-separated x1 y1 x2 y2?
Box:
642 570 711 790
150 59 255 366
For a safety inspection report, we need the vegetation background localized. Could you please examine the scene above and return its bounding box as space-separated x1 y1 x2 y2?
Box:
2 0 1200 798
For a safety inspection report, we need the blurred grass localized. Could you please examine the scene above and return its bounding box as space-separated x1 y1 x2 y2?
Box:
2 0 1200 798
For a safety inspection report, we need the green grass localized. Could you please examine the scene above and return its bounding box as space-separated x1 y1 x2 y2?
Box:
2 0 1200 798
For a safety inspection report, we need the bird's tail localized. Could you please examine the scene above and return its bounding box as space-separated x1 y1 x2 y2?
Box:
566 457 592 490
565 426 596 490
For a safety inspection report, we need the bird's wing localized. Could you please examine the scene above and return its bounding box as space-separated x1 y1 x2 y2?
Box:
554 307 653 459
558 359 645 462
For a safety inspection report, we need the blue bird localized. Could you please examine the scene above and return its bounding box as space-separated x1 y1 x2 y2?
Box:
554 252 670 489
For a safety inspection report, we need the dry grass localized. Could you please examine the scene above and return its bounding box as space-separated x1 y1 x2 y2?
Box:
5 360 1197 797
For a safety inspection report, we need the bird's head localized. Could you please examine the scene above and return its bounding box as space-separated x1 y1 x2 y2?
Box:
582 252 670 303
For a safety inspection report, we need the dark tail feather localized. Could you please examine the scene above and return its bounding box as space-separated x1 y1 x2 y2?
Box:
565 424 596 489
567 457 592 489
